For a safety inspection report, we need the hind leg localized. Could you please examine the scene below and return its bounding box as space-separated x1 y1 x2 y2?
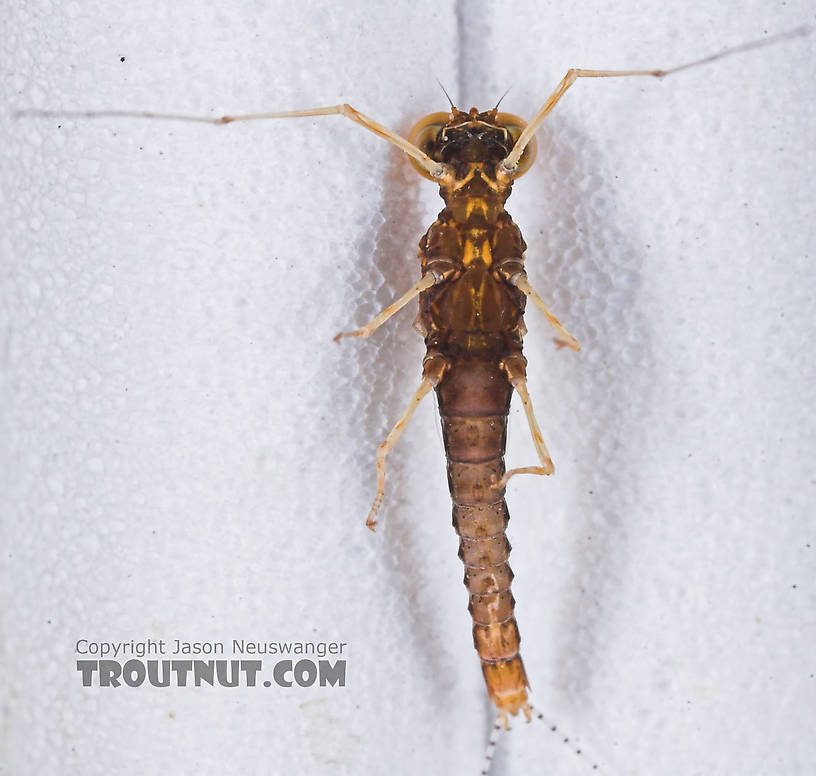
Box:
364 378 433 530
499 358 554 487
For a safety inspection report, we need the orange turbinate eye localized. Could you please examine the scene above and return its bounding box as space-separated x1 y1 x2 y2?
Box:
407 112 451 180
495 113 537 177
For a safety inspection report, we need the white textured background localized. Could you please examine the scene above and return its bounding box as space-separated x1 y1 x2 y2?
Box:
2 2 815 775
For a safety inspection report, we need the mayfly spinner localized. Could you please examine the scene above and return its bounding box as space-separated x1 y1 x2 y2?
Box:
17 25 807 769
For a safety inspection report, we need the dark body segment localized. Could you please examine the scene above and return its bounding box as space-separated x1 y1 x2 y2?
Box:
416 109 534 719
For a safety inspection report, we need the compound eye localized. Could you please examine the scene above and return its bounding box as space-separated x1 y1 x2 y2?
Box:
407 112 451 180
496 112 538 178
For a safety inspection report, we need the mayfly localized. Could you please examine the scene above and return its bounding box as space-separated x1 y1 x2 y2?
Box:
17 25 808 772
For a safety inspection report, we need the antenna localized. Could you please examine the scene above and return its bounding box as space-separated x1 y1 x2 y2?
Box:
494 87 512 111
435 77 457 110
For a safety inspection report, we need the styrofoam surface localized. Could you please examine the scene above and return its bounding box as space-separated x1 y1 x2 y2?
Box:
2 2 815 775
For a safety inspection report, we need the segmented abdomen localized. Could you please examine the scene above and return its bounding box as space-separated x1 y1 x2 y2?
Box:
436 359 530 717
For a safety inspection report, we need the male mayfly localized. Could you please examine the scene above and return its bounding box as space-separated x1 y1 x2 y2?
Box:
18 25 807 771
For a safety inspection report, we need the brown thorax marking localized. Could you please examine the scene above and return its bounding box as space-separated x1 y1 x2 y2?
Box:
465 197 490 220
462 230 492 268
445 163 507 195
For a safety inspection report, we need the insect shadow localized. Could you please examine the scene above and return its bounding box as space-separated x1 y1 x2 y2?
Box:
530 113 655 710
324 119 459 709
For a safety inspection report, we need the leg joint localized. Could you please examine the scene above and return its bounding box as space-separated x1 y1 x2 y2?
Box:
499 354 527 385
422 352 449 386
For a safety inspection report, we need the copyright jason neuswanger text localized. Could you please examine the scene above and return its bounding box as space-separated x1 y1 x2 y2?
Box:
74 638 347 688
